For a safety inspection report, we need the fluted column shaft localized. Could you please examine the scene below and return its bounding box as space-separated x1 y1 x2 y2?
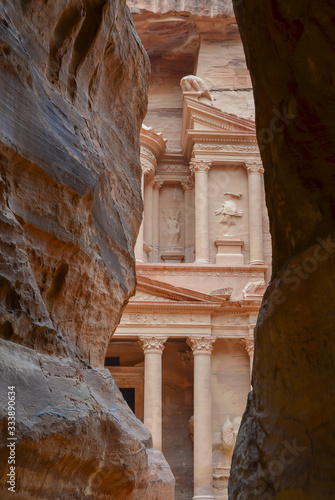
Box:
246 161 264 265
187 336 216 500
139 336 167 451
190 160 211 264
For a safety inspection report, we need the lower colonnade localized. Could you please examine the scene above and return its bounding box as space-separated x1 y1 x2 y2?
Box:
109 331 254 500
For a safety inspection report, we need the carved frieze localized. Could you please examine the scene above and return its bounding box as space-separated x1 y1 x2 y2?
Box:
193 143 259 153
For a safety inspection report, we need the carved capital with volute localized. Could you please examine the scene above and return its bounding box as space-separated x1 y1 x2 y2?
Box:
181 177 195 191
187 336 216 356
189 159 212 174
245 160 264 175
139 336 167 355
240 337 254 357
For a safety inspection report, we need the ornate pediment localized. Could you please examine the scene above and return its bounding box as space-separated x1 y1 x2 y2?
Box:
181 94 257 158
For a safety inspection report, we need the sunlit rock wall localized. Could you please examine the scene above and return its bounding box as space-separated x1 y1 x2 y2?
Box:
0 1 174 498
229 2 335 499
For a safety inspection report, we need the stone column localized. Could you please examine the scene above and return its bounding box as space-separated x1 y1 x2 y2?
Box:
143 178 154 255
134 172 145 262
241 336 254 388
181 177 195 263
187 336 216 500
190 160 212 264
152 180 163 262
246 160 265 265
139 336 167 451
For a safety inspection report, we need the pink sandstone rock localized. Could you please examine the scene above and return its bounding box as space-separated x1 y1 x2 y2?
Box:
0 1 174 498
229 1 335 498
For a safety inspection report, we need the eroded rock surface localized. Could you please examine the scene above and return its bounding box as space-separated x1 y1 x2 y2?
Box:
0 1 174 498
229 2 335 499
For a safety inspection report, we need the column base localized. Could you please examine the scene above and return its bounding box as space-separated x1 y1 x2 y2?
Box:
249 259 265 265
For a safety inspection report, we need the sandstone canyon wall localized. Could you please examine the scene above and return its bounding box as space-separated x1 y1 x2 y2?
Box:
0 1 174 498
229 2 335 499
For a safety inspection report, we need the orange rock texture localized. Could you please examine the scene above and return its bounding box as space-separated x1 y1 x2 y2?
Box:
229 2 335 499
0 1 174 498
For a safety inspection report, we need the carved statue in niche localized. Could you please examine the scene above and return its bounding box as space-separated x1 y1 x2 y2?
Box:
180 75 212 102
214 192 243 235
162 209 181 246
221 416 242 466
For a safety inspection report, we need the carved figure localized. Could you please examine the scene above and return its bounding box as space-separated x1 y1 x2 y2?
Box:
243 279 266 298
162 209 181 246
214 192 243 235
221 416 242 465
180 75 212 102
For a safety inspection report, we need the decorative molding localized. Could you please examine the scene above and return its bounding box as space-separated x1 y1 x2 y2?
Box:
193 143 259 153
138 336 167 354
121 313 209 325
187 336 216 356
189 159 212 173
210 287 233 298
240 337 254 357
158 164 189 173
245 160 264 174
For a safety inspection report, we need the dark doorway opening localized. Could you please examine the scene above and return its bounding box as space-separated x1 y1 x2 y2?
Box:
120 387 135 413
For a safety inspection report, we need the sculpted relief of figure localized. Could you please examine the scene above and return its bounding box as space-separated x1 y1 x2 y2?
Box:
214 192 243 235
221 416 242 466
180 75 213 102
162 209 182 246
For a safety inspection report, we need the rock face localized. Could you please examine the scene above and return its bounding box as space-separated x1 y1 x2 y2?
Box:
229 2 335 499
0 1 174 498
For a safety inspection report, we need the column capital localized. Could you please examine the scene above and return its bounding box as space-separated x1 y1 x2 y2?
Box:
181 177 195 191
240 337 254 357
187 336 216 356
139 336 167 354
245 160 264 175
189 159 212 174
153 179 164 190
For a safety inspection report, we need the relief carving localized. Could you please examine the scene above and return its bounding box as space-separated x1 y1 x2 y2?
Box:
214 192 243 235
180 75 212 102
162 209 182 246
243 279 266 298
221 416 242 465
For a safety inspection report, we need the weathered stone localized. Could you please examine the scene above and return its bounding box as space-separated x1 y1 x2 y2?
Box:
0 0 174 497
229 2 335 499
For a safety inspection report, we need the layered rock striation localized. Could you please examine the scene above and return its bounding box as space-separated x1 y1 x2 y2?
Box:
229 2 335 499
0 1 174 498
